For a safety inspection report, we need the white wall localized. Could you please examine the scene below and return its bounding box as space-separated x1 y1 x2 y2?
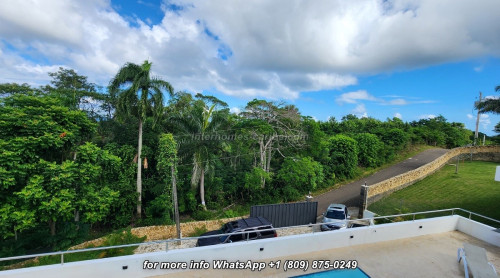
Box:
456 217 500 247
1 215 497 278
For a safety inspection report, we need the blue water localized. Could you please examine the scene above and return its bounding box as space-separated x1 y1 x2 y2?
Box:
292 268 370 278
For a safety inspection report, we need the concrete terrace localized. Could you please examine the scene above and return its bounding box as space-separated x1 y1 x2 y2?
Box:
166 231 500 278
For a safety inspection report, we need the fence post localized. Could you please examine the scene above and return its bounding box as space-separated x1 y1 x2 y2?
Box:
358 183 369 219
61 253 64 265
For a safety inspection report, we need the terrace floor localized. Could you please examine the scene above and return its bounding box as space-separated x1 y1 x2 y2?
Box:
159 231 500 278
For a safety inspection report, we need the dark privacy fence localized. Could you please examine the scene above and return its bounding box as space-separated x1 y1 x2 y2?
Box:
250 202 318 228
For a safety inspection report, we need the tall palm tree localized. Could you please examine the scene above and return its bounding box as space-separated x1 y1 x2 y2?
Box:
109 60 173 218
476 86 500 114
173 96 228 209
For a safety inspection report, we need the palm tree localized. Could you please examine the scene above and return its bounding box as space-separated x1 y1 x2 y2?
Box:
173 95 228 209
476 86 500 114
109 60 173 218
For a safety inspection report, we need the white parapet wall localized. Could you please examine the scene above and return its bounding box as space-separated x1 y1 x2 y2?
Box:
1 215 498 278
456 217 500 247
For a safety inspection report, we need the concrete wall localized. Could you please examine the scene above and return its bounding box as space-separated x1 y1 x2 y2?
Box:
367 146 500 205
0 216 460 278
456 217 500 247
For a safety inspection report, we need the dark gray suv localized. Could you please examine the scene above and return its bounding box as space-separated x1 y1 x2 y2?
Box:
196 216 277 246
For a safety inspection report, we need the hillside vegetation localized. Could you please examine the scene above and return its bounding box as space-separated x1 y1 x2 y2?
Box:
0 64 479 258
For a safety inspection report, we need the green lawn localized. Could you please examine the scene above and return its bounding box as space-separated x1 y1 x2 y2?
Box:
368 160 500 224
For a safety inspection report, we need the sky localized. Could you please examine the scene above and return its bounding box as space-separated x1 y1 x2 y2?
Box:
1 0 499 135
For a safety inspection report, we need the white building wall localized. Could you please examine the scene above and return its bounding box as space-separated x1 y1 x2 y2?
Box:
1 215 497 278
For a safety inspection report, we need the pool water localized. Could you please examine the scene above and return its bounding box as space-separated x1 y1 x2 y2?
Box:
292 268 371 278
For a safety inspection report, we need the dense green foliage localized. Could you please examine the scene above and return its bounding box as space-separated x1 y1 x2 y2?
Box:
0 66 479 257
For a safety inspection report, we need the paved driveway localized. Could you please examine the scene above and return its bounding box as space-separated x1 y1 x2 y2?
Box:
313 148 449 217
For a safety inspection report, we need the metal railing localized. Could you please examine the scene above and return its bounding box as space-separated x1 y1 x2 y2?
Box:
1 208 498 267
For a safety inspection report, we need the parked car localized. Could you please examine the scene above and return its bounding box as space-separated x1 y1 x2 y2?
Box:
321 203 350 231
196 216 277 247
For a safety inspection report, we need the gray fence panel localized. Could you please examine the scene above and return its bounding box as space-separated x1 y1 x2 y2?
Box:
250 202 318 228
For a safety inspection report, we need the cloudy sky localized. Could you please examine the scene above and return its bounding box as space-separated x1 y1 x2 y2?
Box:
1 0 499 134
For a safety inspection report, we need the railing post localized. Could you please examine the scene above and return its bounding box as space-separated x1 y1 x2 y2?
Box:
413 214 415 221
469 212 472 219
61 253 64 265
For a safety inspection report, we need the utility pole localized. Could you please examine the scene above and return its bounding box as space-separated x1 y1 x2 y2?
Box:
172 164 181 240
474 92 482 146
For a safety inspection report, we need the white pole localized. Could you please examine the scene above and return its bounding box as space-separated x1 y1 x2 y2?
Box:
474 92 482 145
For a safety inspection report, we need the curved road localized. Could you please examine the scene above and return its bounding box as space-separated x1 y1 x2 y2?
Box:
313 148 449 217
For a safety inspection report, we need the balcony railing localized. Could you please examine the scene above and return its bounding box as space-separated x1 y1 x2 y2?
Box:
0 208 498 268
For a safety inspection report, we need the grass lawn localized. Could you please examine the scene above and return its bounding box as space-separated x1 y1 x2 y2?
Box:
368 160 500 225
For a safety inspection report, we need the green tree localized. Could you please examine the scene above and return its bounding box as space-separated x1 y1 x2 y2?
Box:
172 95 228 209
240 99 304 187
327 135 358 180
152 133 177 224
276 157 324 200
109 60 174 218
475 87 500 114
43 67 110 119
354 133 384 167
0 92 120 238
475 86 500 133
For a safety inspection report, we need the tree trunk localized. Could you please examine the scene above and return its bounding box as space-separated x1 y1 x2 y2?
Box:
200 167 206 210
136 119 143 218
259 138 266 170
266 145 272 172
49 220 56 236
74 210 80 230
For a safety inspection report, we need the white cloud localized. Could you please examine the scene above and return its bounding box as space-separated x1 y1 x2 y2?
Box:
473 66 483 72
394 112 402 119
230 107 241 114
336 90 379 104
380 98 435 105
480 114 491 129
352 103 368 118
419 114 436 119
388 99 408 105
484 95 500 100
467 113 491 130
1 0 500 99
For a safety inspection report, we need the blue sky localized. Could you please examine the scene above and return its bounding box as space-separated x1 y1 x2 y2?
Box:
0 0 499 134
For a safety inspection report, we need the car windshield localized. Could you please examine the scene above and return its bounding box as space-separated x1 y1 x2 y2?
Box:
219 223 232 242
326 210 345 219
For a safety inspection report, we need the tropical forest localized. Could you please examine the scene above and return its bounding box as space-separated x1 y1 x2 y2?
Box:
0 61 492 258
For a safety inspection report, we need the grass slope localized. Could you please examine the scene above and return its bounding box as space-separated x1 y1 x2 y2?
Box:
368 160 500 223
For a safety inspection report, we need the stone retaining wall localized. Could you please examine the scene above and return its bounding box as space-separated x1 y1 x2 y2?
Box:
366 145 500 205
70 216 245 250
130 216 245 241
